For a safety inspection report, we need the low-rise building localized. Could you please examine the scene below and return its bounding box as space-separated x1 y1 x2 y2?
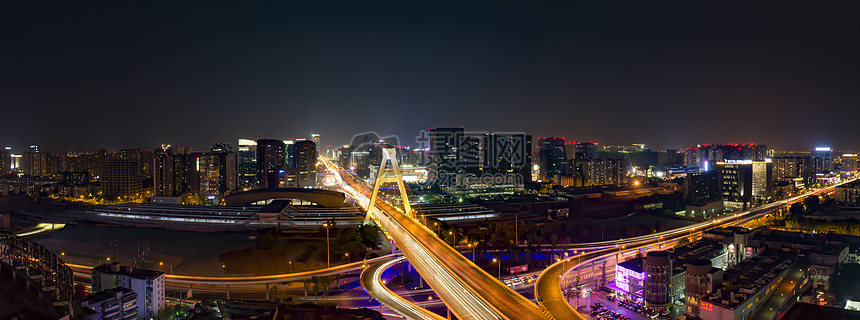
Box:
92 263 164 319
698 253 810 320
80 287 138 320
835 180 860 205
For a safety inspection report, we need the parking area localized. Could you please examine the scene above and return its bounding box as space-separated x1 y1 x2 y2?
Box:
568 287 679 320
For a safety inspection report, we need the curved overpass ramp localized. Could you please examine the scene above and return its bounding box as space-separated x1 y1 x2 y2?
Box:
224 187 351 207
361 256 447 320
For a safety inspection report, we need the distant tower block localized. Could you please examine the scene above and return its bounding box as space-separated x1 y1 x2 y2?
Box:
365 148 415 225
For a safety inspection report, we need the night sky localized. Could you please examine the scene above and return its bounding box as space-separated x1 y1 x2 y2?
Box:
2 1 860 153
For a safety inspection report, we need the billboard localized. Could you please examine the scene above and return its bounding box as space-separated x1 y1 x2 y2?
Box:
508 264 528 274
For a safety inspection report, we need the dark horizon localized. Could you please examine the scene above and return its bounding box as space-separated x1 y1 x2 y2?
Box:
3 1 859 152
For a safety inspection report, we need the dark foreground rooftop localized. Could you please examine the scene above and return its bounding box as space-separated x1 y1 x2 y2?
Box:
781 302 860 320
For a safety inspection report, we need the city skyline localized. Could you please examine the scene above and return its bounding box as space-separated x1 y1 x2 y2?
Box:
0 135 850 155
3 1 860 152
4 2 860 320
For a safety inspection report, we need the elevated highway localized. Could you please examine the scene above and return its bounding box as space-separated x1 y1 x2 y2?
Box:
534 176 856 320
325 153 552 320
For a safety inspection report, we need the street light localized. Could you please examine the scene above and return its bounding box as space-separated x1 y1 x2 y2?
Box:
493 258 501 280
289 261 293 273
323 223 331 268
449 230 455 246
221 264 225 283
345 253 350 263
514 212 519 246
468 243 475 261
434 222 439 235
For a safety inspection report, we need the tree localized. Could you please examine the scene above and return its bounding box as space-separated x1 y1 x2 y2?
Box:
789 203 805 217
358 224 381 249
804 195 820 213
676 237 690 247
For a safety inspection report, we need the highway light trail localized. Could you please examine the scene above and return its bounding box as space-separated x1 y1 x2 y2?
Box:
324 157 553 320
534 175 858 320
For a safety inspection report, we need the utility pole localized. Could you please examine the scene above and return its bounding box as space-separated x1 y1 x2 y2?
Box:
324 223 330 268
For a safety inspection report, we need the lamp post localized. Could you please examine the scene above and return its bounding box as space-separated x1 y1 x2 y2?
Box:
468 243 474 261
289 261 293 273
323 223 330 268
345 253 350 264
493 258 501 280
434 222 439 235
449 230 455 246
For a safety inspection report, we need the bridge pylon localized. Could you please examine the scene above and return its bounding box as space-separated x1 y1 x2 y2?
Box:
365 148 415 225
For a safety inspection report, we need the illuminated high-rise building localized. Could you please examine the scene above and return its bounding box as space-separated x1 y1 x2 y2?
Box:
210 143 232 153
480 133 532 182
237 139 257 188
0 148 11 175
573 141 598 160
311 133 321 154
773 155 814 184
256 139 286 188
812 147 833 172
196 151 237 203
101 159 142 198
292 140 317 187
153 153 192 197
23 150 51 177
717 160 773 209
539 137 567 181
429 127 464 187
684 144 768 167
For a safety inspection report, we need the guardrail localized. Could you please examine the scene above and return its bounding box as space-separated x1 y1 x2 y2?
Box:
0 231 74 319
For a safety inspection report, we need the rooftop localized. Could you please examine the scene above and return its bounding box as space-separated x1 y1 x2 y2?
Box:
85 286 136 305
781 303 860 320
703 252 797 310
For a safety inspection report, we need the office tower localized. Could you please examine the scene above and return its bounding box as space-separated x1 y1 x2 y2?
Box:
101 159 142 198
210 143 232 153
717 160 773 208
292 140 317 187
684 170 720 202
237 139 257 189
773 155 814 184
480 133 532 182
539 137 567 181
429 127 465 176
812 147 833 172
337 145 354 170
92 263 164 319
573 141 597 160
0 148 11 175
428 127 467 188
840 153 857 172
684 144 768 167
196 151 238 203
256 139 286 188
311 133 321 154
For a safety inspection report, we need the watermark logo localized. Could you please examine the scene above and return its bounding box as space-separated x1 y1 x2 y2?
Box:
344 130 529 188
